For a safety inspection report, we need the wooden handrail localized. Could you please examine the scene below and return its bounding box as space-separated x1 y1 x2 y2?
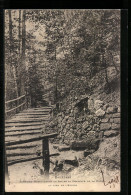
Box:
8 153 59 166
5 129 58 175
5 133 58 146
5 94 25 104
5 101 26 113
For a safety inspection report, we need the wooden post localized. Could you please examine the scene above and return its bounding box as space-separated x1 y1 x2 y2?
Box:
5 152 9 183
42 138 50 178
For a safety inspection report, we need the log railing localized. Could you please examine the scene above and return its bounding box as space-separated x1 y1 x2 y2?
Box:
5 94 26 118
5 133 58 178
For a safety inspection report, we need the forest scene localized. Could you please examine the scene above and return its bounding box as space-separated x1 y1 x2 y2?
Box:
5 10 120 191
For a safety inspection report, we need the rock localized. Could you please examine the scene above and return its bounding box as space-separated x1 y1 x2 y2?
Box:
70 139 100 151
88 99 94 110
101 118 109 123
68 117 74 124
118 106 120 112
62 118 66 124
65 124 70 130
106 106 118 114
84 149 95 157
58 117 62 123
64 156 79 167
107 66 117 79
104 130 119 137
57 113 62 117
87 131 96 139
65 132 74 140
65 109 70 114
87 126 92 131
113 118 120 124
112 123 120 130
82 121 89 129
53 160 63 172
81 135 88 139
103 104 109 111
50 120 58 127
95 131 99 138
69 112 74 117
100 123 111 130
58 145 70 152
110 118 114 123
77 117 85 123
94 100 103 110
65 116 69 120
63 165 75 172
74 107 79 114
113 113 120 118
105 113 113 118
99 131 104 138
94 117 101 124
62 123 66 128
90 139 101 150
95 109 105 117
93 124 100 130
58 124 61 129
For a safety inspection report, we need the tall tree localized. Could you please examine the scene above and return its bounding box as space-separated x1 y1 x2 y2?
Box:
20 10 26 96
8 10 19 98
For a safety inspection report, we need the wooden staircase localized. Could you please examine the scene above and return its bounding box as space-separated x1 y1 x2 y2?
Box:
5 106 54 166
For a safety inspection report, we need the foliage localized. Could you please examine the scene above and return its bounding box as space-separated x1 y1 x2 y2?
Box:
5 10 120 109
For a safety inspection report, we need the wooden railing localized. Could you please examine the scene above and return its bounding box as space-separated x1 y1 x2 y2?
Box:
5 94 26 118
5 133 58 178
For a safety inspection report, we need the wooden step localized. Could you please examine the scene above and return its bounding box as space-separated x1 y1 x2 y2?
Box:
9 116 49 120
7 152 37 158
5 118 45 123
22 109 51 112
16 113 50 116
5 106 54 167
6 145 41 155
12 115 49 120
5 131 42 137
5 122 44 127
23 106 52 109
6 144 41 150
5 133 43 143
7 155 42 166
5 125 45 132
6 141 42 149
21 110 50 112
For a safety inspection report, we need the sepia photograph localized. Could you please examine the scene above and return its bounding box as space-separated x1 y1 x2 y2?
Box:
5 9 120 192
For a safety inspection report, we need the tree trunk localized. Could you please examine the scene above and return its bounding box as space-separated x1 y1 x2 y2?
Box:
8 10 19 98
20 10 26 96
18 10 21 55
17 10 22 96
22 10 26 59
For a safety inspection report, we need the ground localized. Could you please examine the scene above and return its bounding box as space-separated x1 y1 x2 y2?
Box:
7 135 120 189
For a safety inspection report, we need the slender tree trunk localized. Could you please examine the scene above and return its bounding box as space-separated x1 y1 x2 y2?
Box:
21 10 26 96
18 10 21 55
8 10 19 98
17 10 22 96
22 10 26 59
